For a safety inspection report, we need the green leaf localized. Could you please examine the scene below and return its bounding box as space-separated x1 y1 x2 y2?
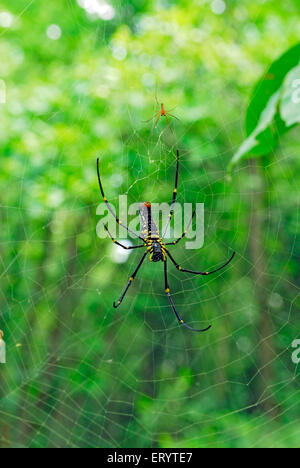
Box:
228 42 300 173
228 90 280 172
246 43 300 136
280 62 300 127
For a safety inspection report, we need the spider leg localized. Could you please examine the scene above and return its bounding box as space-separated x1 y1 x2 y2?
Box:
166 250 236 276
143 111 160 123
113 251 148 308
164 210 196 246
165 105 177 113
152 84 162 110
162 149 179 238
166 113 180 121
154 113 162 128
97 158 145 241
164 113 178 138
103 225 145 250
163 259 211 333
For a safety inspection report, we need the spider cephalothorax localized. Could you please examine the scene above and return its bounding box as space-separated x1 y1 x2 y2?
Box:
97 150 235 332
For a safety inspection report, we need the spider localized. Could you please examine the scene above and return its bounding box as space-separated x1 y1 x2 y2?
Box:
146 102 179 128
97 150 235 332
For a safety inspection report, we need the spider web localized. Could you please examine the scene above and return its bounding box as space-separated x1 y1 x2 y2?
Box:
0 0 299 449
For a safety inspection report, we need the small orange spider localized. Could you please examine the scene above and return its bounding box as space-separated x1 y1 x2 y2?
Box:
147 103 179 127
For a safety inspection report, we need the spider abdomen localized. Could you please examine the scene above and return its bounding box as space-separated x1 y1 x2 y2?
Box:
150 241 164 262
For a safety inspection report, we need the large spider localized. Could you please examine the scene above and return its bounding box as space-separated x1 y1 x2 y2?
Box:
97 150 235 332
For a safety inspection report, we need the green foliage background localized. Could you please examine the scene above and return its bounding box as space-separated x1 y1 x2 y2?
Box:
0 0 299 448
